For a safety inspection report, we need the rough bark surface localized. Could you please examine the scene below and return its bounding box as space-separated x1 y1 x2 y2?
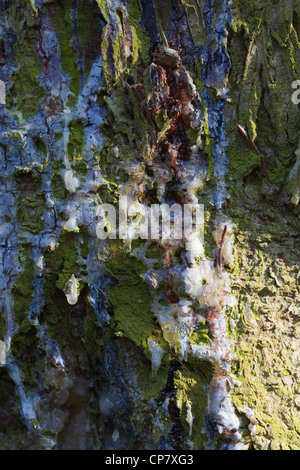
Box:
0 0 299 450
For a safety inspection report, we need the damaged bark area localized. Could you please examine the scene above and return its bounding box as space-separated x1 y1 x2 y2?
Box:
0 0 299 451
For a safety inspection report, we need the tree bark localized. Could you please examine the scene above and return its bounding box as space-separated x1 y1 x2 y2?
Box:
0 0 299 450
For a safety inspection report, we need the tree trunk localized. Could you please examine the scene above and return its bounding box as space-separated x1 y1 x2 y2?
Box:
0 0 299 450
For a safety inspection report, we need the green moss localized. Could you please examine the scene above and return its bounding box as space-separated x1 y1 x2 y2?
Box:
113 336 170 443
41 232 80 345
28 0 37 16
189 319 212 346
107 249 159 350
203 214 217 260
44 232 79 292
6 11 44 119
77 0 103 76
173 361 213 449
52 172 69 201
16 194 46 233
99 0 152 167
97 182 119 205
72 159 88 177
51 159 68 201
224 151 300 449
134 343 169 402
11 319 45 389
104 91 132 137
40 288 72 346
152 0 171 32
270 28 287 48
226 147 262 183
95 0 109 22
128 0 151 70
41 232 90 346
68 119 84 159
41 228 94 344
182 0 206 45
101 85 152 164
55 132 63 142
34 137 47 156
11 242 35 324
229 0 300 174
11 131 22 142
15 169 45 234
145 242 165 269
100 0 150 85
54 0 80 106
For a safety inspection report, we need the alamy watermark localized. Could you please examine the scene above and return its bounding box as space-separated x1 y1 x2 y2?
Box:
95 197 204 251
292 80 300 105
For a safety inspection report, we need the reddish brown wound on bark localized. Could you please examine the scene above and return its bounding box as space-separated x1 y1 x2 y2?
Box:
98 287 107 298
218 225 228 274
220 225 227 248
